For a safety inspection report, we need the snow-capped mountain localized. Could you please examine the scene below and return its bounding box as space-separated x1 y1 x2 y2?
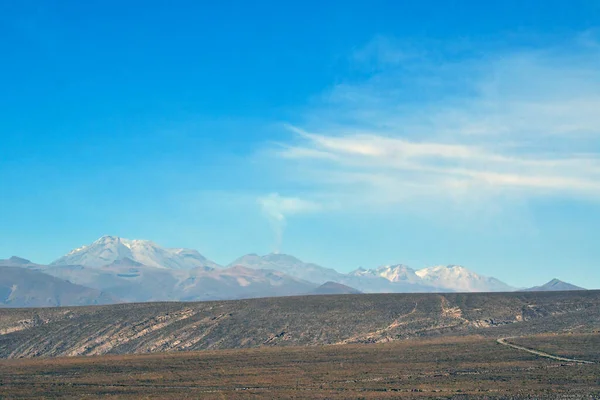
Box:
232 256 441 293
351 264 513 292
51 236 221 270
229 253 345 285
415 265 514 292
350 264 422 284
3 236 524 306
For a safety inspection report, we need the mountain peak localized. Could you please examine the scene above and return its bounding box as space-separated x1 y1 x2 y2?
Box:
525 279 585 292
8 256 32 264
93 235 122 244
51 237 220 270
98 235 119 240
373 264 420 283
229 253 342 285
311 281 362 295
415 265 513 292
263 253 304 263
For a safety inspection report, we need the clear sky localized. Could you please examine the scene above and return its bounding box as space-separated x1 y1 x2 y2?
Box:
1 1 599 289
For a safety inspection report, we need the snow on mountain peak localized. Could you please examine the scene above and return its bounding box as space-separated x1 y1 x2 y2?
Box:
51 236 220 270
377 264 421 283
416 265 472 278
349 264 421 284
66 244 89 256
351 263 513 292
415 265 513 292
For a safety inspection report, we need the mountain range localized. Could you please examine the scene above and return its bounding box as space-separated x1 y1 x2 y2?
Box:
0 235 586 307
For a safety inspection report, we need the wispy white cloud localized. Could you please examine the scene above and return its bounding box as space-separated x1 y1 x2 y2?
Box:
264 35 600 213
258 193 321 252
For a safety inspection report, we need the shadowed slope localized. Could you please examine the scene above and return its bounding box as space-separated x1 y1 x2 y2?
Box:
0 267 118 308
311 282 362 295
524 278 586 292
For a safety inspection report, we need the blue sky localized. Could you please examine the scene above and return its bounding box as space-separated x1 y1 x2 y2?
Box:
1 1 599 288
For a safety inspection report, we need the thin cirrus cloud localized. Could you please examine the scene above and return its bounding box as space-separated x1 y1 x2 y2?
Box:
263 35 600 214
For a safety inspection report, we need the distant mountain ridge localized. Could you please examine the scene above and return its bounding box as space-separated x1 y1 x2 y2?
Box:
46 236 515 294
230 253 345 284
524 279 585 292
311 282 362 295
0 266 118 307
2 235 585 307
347 264 513 293
230 255 443 293
1 256 43 268
27 263 316 303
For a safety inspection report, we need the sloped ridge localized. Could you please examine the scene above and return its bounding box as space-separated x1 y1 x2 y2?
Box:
38 262 316 303
0 257 42 268
0 266 118 307
7 257 32 265
311 281 362 295
230 253 344 284
0 290 598 358
524 278 586 292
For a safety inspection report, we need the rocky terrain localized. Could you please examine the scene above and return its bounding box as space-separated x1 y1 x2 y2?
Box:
0 290 598 359
2 334 598 399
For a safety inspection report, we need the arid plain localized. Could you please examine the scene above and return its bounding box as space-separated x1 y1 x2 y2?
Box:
1 291 599 398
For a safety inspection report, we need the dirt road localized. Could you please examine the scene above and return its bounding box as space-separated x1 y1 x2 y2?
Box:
497 337 595 364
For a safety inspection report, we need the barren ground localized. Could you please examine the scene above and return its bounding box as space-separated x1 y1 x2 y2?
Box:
1 334 599 399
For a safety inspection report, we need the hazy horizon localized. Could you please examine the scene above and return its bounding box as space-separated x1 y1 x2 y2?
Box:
2 234 595 290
